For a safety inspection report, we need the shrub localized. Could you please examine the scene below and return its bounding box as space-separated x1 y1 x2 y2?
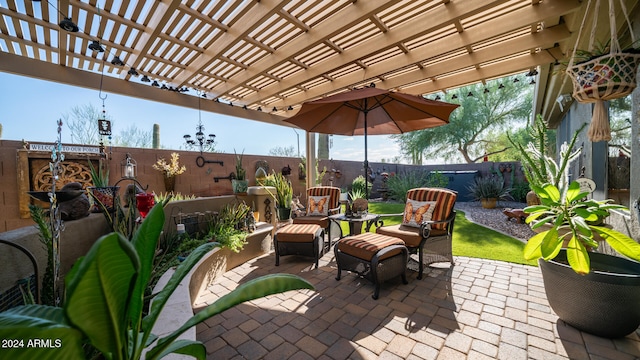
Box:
386 170 449 202
467 175 511 201
510 179 531 203
351 175 371 196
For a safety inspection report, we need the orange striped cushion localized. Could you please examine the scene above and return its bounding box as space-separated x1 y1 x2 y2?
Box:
276 224 322 243
406 188 457 230
307 186 341 214
338 233 405 261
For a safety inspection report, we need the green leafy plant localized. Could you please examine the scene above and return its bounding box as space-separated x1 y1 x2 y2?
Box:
28 204 54 306
510 179 531 203
208 202 252 253
351 175 371 198
87 159 109 187
508 115 582 189
263 171 293 209
234 149 246 180
523 126 640 274
467 175 511 201
0 203 314 359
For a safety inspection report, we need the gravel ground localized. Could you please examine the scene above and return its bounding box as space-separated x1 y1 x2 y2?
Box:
455 201 535 241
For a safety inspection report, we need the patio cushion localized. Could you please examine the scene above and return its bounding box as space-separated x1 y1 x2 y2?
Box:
406 188 457 231
337 232 405 261
377 224 447 248
307 195 330 216
276 224 322 243
307 186 341 215
402 199 437 228
292 216 329 229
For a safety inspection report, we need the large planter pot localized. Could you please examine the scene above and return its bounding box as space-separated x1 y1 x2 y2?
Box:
232 179 248 194
539 249 640 338
480 198 497 209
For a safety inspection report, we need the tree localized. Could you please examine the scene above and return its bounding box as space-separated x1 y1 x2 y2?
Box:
609 95 632 156
64 104 104 145
268 145 297 157
65 103 153 148
113 125 152 148
393 75 533 163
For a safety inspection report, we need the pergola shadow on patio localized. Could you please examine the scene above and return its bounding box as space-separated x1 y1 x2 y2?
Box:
194 251 640 359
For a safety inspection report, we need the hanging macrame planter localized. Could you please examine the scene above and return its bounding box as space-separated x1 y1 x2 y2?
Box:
565 0 640 142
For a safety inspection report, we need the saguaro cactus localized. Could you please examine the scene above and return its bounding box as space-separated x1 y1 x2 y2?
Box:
152 123 160 148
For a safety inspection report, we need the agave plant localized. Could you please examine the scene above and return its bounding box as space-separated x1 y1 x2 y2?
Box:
0 203 314 359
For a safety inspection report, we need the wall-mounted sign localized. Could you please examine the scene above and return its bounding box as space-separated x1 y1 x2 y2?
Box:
29 143 101 154
576 178 596 194
98 119 112 136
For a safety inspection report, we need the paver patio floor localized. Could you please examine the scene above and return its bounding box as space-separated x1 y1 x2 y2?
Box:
194 250 640 359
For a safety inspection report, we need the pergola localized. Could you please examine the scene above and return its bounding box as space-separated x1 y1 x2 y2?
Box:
1 0 638 169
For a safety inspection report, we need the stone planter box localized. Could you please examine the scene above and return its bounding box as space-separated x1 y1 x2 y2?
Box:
150 223 274 357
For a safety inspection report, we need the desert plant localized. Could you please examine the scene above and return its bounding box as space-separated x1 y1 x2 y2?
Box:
0 203 314 359
351 175 371 197
386 170 448 202
467 175 511 201
264 171 293 209
510 179 531 203
234 149 246 180
87 159 109 187
154 192 196 203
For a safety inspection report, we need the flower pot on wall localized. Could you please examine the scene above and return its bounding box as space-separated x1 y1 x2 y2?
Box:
164 176 176 193
232 179 249 194
88 186 119 213
539 249 640 338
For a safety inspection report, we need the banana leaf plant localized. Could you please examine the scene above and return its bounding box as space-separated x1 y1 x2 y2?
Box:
0 203 314 359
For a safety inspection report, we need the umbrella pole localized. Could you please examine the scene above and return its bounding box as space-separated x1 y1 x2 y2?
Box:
364 111 369 200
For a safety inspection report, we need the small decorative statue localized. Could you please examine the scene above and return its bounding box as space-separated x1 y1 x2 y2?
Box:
281 164 292 176
502 208 526 224
58 182 90 220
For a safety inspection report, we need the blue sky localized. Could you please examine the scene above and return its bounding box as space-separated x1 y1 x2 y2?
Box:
0 72 401 162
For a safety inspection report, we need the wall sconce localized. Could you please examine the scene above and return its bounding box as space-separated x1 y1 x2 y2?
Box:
121 153 137 179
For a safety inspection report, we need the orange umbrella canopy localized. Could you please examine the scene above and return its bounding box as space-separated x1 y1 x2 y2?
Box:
284 87 458 136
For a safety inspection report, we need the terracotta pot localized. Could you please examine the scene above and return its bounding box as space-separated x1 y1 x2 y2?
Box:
480 198 497 209
526 190 540 206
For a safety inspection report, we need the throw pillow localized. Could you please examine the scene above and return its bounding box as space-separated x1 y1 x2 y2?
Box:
308 195 330 216
402 199 437 228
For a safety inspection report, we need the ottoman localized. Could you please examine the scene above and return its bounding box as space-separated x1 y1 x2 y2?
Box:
335 232 408 299
275 224 325 268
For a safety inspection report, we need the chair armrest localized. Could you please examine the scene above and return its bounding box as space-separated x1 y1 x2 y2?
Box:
329 206 341 215
419 210 456 238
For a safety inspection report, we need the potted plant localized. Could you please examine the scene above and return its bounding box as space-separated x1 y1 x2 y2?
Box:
87 159 119 213
232 149 248 194
0 203 314 359
264 171 292 221
466 175 510 209
153 152 186 193
522 124 640 338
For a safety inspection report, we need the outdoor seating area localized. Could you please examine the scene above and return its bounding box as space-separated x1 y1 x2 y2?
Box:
3 1 640 359
195 249 640 359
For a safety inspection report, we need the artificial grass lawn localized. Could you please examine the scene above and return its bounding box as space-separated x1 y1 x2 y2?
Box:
341 202 537 267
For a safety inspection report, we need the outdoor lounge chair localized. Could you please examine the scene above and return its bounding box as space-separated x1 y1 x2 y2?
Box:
376 187 457 279
292 186 342 249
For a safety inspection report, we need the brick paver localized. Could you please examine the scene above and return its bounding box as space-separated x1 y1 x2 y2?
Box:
195 251 640 359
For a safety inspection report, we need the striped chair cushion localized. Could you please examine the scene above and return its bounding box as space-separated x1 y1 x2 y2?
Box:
307 186 341 215
337 233 405 261
276 224 322 243
406 188 457 230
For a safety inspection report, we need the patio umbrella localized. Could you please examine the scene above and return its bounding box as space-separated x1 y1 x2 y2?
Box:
284 86 458 197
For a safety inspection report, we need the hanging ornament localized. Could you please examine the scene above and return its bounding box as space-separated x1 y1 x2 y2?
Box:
565 0 640 142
